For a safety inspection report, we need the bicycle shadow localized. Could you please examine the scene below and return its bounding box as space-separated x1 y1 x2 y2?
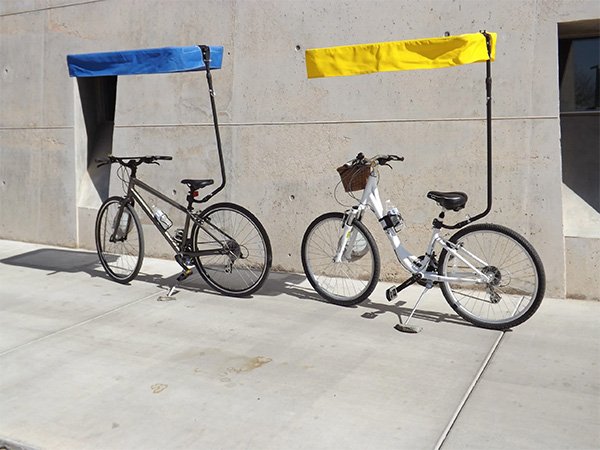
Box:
0 248 319 301
179 271 325 302
254 272 328 302
1 247 471 328
249 272 473 329
359 298 472 328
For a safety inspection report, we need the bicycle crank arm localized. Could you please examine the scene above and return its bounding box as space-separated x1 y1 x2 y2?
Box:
386 273 422 301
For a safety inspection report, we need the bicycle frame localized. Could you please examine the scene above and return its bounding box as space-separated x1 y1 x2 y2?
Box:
334 171 491 285
111 176 232 260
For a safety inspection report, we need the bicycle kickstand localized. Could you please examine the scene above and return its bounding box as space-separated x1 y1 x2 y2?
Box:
395 281 433 334
157 255 194 301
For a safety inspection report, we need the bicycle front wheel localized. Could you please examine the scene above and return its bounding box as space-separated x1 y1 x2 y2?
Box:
301 212 380 306
95 196 144 284
192 202 272 297
438 223 545 330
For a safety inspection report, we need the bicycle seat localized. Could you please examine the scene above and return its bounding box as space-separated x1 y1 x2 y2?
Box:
427 191 468 211
181 179 214 191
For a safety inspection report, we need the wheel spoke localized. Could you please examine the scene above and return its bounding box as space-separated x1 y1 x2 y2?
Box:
96 199 143 283
194 204 270 296
302 213 380 305
440 224 544 329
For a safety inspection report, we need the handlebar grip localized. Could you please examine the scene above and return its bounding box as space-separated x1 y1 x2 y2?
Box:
156 156 173 161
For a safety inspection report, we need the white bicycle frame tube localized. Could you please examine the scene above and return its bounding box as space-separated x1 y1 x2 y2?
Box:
363 173 416 271
333 169 491 285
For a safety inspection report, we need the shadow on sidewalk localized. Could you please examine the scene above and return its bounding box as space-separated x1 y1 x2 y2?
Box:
0 247 177 290
1 248 468 328
1 248 100 274
360 298 470 328
177 271 325 303
247 272 470 328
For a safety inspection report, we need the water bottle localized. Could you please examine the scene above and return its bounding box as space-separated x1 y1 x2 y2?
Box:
384 200 403 231
152 205 172 230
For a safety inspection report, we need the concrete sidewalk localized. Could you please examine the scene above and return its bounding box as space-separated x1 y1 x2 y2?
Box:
0 239 598 450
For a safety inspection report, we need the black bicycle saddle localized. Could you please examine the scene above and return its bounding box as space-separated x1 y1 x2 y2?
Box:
426 191 468 211
181 179 214 191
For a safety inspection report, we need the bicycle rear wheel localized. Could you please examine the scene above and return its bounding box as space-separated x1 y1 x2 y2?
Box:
438 223 545 330
95 196 144 284
192 202 272 297
301 212 380 306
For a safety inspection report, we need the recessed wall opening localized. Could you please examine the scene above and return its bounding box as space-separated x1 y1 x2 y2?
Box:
77 75 117 205
558 19 600 238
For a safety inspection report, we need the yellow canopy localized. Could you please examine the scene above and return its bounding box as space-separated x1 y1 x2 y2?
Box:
306 32 496 79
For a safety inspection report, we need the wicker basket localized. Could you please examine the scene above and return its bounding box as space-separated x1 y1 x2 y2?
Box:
336 163 370 192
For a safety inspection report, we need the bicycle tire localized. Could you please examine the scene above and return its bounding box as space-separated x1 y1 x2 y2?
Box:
438 223 545 330
191 202 272 297
301 212 380 306
95 196 144 284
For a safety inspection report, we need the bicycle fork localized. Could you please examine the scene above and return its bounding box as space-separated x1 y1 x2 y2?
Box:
333 208 362 263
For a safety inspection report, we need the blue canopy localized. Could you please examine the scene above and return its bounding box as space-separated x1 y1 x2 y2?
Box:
67 45 223 77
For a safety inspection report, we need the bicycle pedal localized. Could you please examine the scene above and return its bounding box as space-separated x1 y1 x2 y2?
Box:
176 268 193 282
386 286 398 302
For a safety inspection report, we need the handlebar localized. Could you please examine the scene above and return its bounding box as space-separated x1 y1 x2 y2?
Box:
96 155 172 168
350 152 404 167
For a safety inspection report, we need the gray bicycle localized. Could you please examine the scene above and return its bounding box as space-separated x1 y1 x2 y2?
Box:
95 154 272 297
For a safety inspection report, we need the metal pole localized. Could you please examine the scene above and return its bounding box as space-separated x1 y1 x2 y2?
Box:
484 31 493 217
441 31 493 229
199 45 226 203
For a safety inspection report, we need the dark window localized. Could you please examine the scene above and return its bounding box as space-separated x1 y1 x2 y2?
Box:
558 20 600 214
559 37 600 112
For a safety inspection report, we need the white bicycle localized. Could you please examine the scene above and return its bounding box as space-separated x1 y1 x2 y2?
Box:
301 153 545 331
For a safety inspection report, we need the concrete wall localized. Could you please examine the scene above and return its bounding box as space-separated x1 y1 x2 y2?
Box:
1 0 599 298
565 237 600 300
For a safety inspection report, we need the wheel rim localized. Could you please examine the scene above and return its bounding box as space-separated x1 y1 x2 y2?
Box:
97 202 141 280
195 208 268 293
304 217 376 301
441 229 539 325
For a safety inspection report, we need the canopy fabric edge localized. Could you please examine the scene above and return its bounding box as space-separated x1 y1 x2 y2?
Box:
67 45 224 78
306 32 496 79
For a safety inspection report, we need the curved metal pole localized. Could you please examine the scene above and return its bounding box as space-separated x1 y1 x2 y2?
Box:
443 31 493 229
198 45 227 204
